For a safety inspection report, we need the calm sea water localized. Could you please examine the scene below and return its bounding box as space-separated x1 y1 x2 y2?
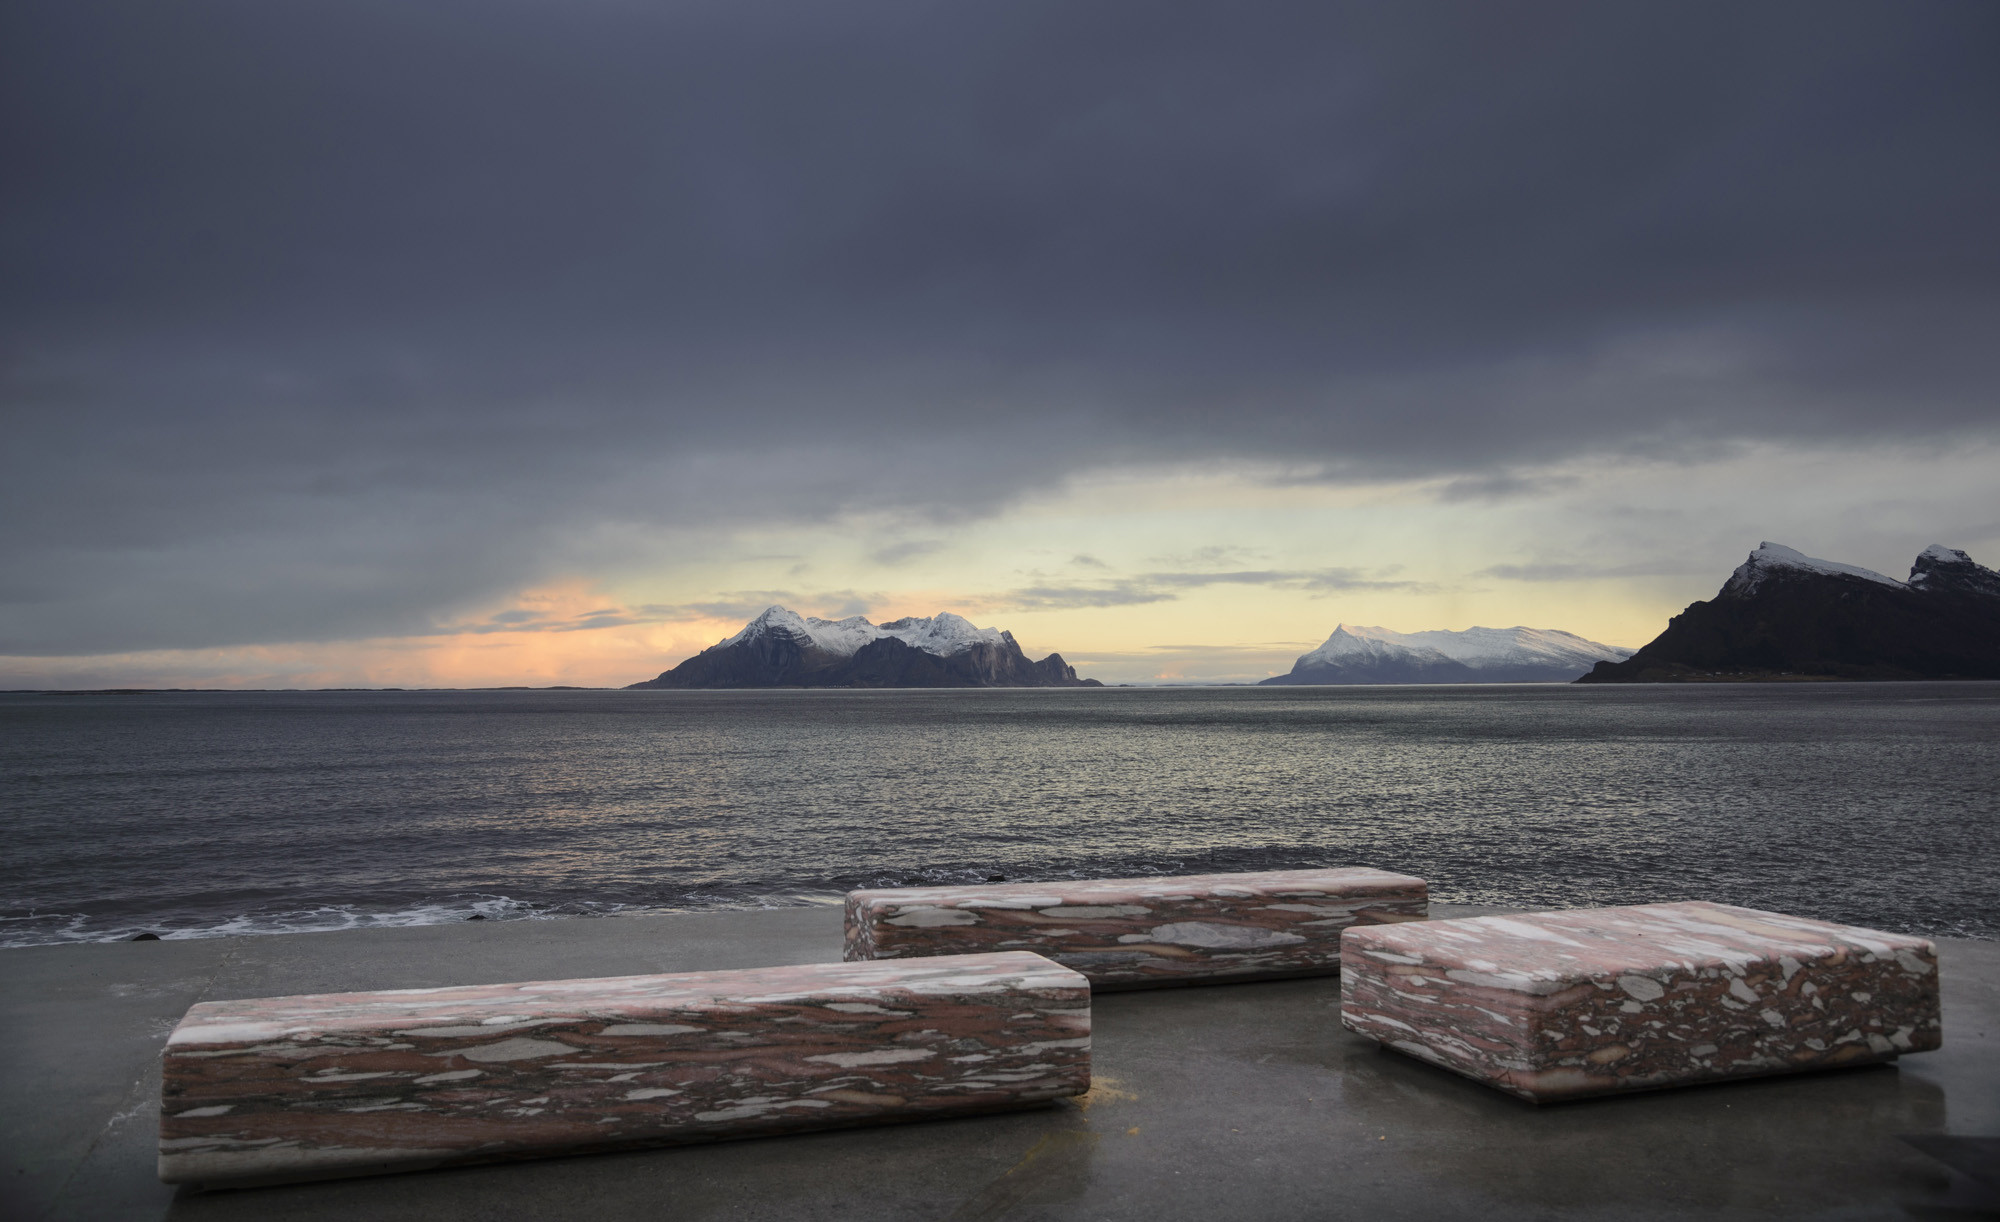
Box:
3 685 1996 947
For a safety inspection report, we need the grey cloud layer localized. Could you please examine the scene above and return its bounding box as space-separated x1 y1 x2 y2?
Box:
4 0 1997 653
997 567 1428 611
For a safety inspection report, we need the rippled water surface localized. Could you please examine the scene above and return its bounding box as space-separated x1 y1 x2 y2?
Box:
3 684 1996 945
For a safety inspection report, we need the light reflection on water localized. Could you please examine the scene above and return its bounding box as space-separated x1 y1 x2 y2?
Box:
2 684 1996 944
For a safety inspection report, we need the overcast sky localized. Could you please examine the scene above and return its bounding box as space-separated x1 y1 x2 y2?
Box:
5 0 1997 686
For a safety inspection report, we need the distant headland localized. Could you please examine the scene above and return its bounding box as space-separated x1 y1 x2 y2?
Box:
1579 543 2000 682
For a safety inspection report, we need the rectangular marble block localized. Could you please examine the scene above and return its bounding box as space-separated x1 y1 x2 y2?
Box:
159 951 1090 1187
1340 901 1941 1103
845 868 1428 990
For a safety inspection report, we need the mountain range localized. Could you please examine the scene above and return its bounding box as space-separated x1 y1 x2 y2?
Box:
628 607 1100 688
1579 543 2000 682
1258 624 1632 685
629 541 2000 688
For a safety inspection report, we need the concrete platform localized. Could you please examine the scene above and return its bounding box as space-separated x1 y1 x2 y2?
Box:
5 905 1997 1221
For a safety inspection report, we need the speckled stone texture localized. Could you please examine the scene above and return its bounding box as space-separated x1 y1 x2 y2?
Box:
1341 901 1941 1103
845 868 1427 990
159 951 1089 1187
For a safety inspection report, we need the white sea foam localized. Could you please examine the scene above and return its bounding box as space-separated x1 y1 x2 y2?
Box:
0 893 842 948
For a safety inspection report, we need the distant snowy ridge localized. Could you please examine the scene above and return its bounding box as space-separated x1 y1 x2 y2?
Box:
1300 624 1632 671
1264 623 1632 685
720 606 1011 658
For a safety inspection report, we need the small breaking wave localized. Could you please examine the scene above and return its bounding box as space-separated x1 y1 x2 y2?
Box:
0 890 854 948
0 849 1360 948
0 896 592 947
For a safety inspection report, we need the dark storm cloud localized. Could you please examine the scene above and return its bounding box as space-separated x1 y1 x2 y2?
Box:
1473 561 1695 583
1002 583 1178 612
869 540 950 567
1433 473 1584 503
997 566 1425 610
4 0 1997 652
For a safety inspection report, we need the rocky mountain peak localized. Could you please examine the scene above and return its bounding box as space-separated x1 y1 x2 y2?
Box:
1909 545 2000 598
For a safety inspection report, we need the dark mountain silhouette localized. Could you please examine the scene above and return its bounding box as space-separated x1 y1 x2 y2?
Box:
1578 543 2000 682
629 606 1100 688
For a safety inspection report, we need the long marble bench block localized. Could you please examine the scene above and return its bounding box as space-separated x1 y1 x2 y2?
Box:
1340 900 1941 1103
845 868 1427 990
159 951 1090 1187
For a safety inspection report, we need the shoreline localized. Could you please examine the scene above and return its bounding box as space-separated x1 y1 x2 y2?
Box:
9 888 1996 951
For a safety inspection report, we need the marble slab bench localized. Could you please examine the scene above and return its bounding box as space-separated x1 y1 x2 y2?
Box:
1340 900 1941 1103
845 868 1427 990
159 951 1090 1188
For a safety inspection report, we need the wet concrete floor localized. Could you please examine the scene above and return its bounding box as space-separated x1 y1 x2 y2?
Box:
5 904 1996 1220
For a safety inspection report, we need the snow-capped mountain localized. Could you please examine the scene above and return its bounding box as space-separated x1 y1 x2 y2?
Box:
717 607 1011 659
1261 623 1633 685
1720 542 1904 597
629 606 1100 689
1581 542 2000 682
1909 544 2000 599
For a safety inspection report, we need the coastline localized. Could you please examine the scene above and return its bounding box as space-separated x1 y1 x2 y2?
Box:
13 881 1996 950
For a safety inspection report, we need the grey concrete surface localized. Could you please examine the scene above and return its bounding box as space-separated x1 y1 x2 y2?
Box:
4 905 1996 1221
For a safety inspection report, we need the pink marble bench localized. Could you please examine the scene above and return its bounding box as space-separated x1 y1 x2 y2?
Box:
845 868 1427 990
159 951 1089 1188
1340 901 1941 1103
